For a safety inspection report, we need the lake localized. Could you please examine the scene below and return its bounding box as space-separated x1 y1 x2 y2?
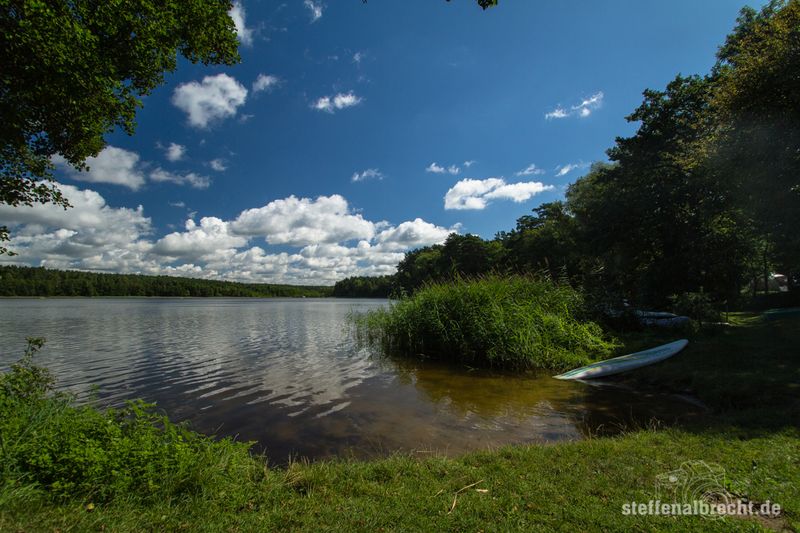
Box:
0 298 703 462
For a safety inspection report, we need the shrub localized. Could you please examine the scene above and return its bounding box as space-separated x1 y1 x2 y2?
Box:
0 339 260 503
671 292 721 325
352 275 616 370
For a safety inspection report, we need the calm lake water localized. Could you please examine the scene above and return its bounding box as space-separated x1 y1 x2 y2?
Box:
0 298 702 462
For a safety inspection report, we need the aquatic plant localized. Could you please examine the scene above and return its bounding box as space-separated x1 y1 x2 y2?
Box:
351 275 617 370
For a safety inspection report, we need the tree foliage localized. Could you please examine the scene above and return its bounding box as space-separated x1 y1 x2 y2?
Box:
0 0 240 253
0 265 331 297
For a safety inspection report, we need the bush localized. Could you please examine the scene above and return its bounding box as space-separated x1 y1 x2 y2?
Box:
352 275 616 371
0 339 260 503
670 292 721 324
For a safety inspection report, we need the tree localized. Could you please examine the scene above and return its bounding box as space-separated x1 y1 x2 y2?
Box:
499 201 581 279
711 0 800 274
0 0 240 254
567 76 756 305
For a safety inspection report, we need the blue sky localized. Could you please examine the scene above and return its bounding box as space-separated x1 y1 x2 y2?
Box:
0 0 766 284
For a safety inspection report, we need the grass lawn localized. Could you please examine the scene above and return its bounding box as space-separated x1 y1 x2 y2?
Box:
1 313 798 532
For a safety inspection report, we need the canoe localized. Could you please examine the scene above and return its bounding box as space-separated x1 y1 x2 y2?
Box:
553 339 689 380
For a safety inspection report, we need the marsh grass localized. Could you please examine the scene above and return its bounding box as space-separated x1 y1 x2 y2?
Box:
352 275 617 370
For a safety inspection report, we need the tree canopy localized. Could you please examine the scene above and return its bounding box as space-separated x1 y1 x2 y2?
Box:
0 0 240 253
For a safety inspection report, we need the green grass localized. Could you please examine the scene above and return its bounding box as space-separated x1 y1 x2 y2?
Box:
352 275 617 371
1 429 797 532
1 314 799 532
616 311 800 417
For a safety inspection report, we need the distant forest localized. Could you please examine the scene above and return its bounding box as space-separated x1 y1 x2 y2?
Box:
0 266 332 298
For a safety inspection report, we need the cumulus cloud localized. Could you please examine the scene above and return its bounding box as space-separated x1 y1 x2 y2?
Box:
515 163 545 177
426 162 460 175
163 142 186 162
152 217 247 261
444 177 553 210
53 146 146 190
172 74 248 128
252 74 279 93
229 1 254 46
149 168 211 189
312 91 362 113
1 185 459 285
304 0 324 22
0 183 155 272
231 194 377 246
375 218 454 250
351 168 383 182
546 91 604 120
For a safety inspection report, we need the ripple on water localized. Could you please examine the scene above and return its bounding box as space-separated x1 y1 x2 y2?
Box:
0 298 705 462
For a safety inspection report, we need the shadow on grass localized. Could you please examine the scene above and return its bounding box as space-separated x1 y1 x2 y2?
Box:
592 312 800 438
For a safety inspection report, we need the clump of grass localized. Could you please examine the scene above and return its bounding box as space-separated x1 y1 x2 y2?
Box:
0 339 262 504
352 275 617 370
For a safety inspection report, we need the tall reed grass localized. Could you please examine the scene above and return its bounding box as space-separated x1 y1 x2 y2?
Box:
352 275 616 370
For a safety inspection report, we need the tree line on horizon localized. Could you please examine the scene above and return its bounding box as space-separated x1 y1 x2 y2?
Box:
0 265 332 298
335 1 800 308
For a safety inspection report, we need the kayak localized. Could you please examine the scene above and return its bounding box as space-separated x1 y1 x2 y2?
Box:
553 339 689 380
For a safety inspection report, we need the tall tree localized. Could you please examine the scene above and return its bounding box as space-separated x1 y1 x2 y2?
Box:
0 0 240 254
568 76 755 305
712 0 800 274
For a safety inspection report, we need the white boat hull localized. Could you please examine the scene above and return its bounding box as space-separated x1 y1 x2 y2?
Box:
553 339 689 380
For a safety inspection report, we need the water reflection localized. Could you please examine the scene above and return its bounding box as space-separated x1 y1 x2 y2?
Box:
0 298 703 462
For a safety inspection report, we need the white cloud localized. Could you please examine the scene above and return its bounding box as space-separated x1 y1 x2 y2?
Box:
555 162 589 177
229 1 254 46
545 91 604 120
209 159 227 172
1 186 462 285
463 160 476 168
312 91 362 113
574 92 604 115
164 142 186 162
149 168 211 189
0 183 154 272
252 74 279 93
152 217 247 261
53 146 146 190
515 163 545 177
544 91 603 120
304 0 324 22
426 162 460 175
545 107 569 120
375 218 454 250
231 194 377 246
351 168 383 182
444 177 554 210
352 51 364 64
172 74 248 128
